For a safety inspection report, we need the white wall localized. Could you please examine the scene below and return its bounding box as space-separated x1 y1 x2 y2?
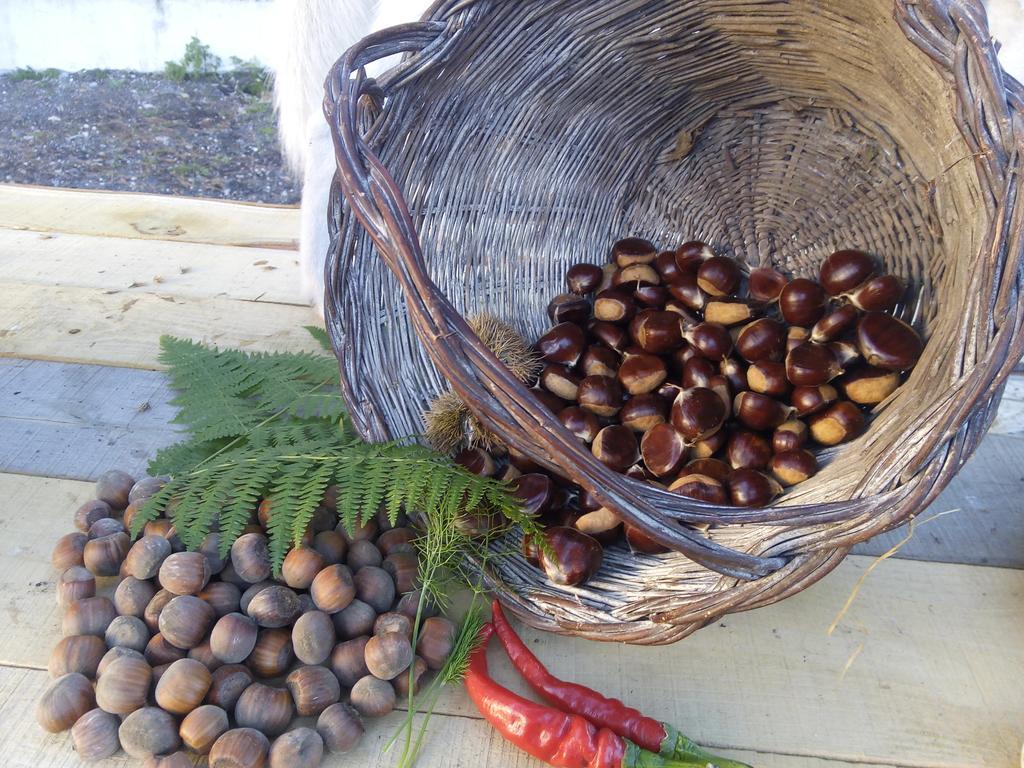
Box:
0 0 279 72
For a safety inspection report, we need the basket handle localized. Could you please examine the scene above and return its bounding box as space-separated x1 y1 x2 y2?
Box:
323 17 789 581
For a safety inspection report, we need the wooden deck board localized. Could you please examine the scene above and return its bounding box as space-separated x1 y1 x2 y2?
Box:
4 472 1022 767
0 184 299 249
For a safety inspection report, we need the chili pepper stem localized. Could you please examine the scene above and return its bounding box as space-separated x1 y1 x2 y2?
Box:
658 725 753 768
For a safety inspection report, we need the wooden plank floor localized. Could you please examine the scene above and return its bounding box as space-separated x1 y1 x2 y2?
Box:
1 184 1022 767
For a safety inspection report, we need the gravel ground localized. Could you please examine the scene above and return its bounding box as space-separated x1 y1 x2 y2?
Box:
0 69 300 204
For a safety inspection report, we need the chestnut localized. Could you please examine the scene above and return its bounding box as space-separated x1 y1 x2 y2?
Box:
728 469 782 507
510 473 554 516
566 263 604 294
577 375 623 418
829 340 861 369
839 365 902 405
654 250 683 282
809 401 866 445
538 527 603 586
634 282 669 308
772 419 809 453
587 320 629 351
684 458 732 483
675 240 715 270
791 384 839 416
640 423 689 477
682 356 715 389
574 507 622 544
747 360 790 398
547 293 591 325
779 278 827 326
668 473 728 505
747 266 787 302
770 449 818 486
719 357 747 393
819 249 876 295
580 345 619 378
591 425 640 472
787 325 810 353
594 289 636 324
683 322 733 360
612 237 657 267
733 391 792 431
540 363 581 400
696 255 741 297
708 374 731 415
624 522 670 554
671 387 727 441
619 393 669 433
558 406 602 442
726 430 773 470
666 270 706 311
689 427 728 459
845 274 903 311
785 342 843 385
704 299 756 326
617 352 667 395
856 312 923 371
811 304 859 343
630 310 684 353
614 263 661 287
536 322 586 365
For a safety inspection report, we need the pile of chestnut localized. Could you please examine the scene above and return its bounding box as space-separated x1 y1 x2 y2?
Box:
457 240 923 586
41 469 455 767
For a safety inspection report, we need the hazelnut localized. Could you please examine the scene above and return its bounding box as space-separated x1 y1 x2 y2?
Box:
286 664 341 717
209 727 270 768
292 610 336 665
180 704 229 754
206 664 253 711
37 673 95 733
246 628 294 678
155 658 212 715
269 727 324 768
235 682 294 737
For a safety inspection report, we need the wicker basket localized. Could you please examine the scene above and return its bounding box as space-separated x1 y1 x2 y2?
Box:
324 0 1024 644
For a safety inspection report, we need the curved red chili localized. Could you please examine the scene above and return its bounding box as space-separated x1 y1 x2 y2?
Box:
491 600 752 768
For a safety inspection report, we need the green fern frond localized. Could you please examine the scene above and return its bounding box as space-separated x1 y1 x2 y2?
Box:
304 325 333 352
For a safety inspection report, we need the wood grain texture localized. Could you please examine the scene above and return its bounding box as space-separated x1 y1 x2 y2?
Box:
5 472 1022 767
0 228 303 305
2 667 910 768
0 283 322 370
0 184 299 249
0 360 181 480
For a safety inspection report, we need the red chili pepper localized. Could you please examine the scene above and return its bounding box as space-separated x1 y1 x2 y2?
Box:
491 600 751 768
465 623 719 768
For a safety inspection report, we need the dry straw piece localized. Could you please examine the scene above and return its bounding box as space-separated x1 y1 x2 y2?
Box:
324 0 1024 643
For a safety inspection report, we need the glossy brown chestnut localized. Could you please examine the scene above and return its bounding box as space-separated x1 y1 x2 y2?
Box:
574 508 622 544
538 527 603 586
631 310 684 353
747 266 787 302
558 406 601 442
591 425 640 472
614 263 661 287
726 430 773 470
618 352 667 395
634 283 669 308
819 249 876 295
770 450 818 486
696 255 741 297
684 458 732 483
791 384 839 416
682 356 715 389
811 304 859 343
577 375 623 418
829 340 861 369
719 357 747 394
654 250 683 282
683 322 733 361
566 263 604 294
846 274 902 312
737 319 782 364
587 320 629 352
671 386 727 441
624 522 670 554
668 473 728 505
787 326 810 353
708 375 731 415
779 278 827 326
510 473 554 516
536 322 586 365
578 345 617 378
593 289 635 324
772 420 809 453
728 469 782 507
612 237 657 267
453 447 497 477
856 312 923 371
733 391 792 431
747 360 791 398
617 394 668 433
640 423 688 478
785 342 843 386
809 401 866 445
688 428 728 459
540 363 581 400
666 270 706 311
675 240 715 269
839 365 902 405
547 294 591 325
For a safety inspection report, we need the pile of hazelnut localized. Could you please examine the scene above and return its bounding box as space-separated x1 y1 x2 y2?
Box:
457 240 923 586
40 470 454 767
